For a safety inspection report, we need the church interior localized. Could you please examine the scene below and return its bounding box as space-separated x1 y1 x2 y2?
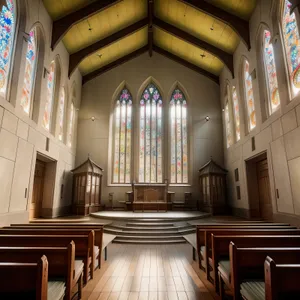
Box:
2 0 300 299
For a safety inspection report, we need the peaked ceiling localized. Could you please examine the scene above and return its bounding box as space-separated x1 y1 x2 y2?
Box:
43 0 256 84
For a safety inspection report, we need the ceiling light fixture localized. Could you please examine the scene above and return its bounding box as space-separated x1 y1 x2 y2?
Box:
87 19 92 31
205 116 210 121
200 51 206 58
97 53 102 58
210 20 215 31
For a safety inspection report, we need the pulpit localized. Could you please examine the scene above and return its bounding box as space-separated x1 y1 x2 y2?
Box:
127 180 171 211
71 157 103 216
199 159 227 215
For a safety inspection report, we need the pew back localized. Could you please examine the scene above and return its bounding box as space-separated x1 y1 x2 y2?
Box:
230 243 300 299
265 256 300 300
0 256 48 300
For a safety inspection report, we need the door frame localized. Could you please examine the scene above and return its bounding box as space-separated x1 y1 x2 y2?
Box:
245 151 273 219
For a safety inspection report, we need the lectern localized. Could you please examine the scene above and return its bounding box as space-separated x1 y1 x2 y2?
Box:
199 159 227 215
71 157 103 216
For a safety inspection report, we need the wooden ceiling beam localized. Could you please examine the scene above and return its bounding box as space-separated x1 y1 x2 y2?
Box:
82 45 148 84
69 18 148 77
180 0 251 50
51 0 121 50
153 17 234 75
148 0 154 57
153 45 219 84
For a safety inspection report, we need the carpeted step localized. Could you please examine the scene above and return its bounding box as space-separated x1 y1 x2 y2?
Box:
114 235 185 241
106 224 194 231
126 222 175 227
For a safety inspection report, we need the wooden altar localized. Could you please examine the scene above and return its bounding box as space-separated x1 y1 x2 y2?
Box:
127 181 171 211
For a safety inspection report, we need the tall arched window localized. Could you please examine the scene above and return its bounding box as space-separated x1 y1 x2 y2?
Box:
139 83 163 183
113 88 132 183
67 85 76 147
263 30 280 114
0 0 16 96
282 0 300 97
243 60 256 131
58 87 66 141
170 88 188 184
232 86 241 141
20 27 38 115
224 86 232 148
43 60 56 130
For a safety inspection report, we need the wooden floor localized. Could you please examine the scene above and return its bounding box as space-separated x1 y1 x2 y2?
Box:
83 243 214 300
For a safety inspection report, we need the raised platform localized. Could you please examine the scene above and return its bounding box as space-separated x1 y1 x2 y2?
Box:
90 211 210 222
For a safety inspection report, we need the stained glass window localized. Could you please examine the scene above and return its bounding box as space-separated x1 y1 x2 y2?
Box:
232 86 241 141
282 0 300 97
244 60 256 131
224 87 232 148
0 0 16 96
170 88 188 183
58 88 65 141
68 102 74 148
263 30 280 114
43 61 56 130
139 83 163 183
20 27 38 114
113 88 132 183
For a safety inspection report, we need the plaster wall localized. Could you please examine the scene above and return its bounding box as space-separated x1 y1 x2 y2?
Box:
77 52 223 206
0 0 82 225
221 0 300 223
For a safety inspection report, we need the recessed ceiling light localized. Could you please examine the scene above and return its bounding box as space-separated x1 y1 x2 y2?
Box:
97 53 102 58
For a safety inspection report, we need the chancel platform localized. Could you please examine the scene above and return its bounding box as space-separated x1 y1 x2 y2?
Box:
90 211 210 222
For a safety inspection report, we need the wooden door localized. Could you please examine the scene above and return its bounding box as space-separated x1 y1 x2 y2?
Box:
256 159 272 220
30 160 45 219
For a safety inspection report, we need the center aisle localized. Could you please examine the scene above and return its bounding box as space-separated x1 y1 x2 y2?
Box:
83 243 213 300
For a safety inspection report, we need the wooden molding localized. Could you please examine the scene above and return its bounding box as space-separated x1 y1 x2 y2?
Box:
153 17 234 75
181 0 251 50
51 0 121 50
82 45 148 84
148 0 154 57
69 18 148 77
153 45 219 84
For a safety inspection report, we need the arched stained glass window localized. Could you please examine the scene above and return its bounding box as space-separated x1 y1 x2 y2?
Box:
170 88 188 184
282 0 300 97
0 0 16 96
113 88 132 184
43 61 56 130
224 86 232 148
20 28 38 114
232 86 241 141
263 30 280 114
58 88 65 141
244 60 256 131
68 85 76 147
68 102 74 147
139 83 163 183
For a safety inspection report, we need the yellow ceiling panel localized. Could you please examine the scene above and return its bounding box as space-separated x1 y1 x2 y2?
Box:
154 27 224 76
63 0 147 54
43 0 98 20
155 0 240 54
79 27 148 76
210 0 256 20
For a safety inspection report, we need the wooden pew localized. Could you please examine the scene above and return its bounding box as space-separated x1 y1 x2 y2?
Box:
0 242 83 300
11 223 105 227
0 227 103 269
194 222 290 226
0 233 94 284
211 235 300 293
0 255 48 300
264 256 300 300
223 243 300 300
197 227 298 273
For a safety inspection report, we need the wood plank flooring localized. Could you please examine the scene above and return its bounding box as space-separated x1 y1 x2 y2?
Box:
83 243 214 300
